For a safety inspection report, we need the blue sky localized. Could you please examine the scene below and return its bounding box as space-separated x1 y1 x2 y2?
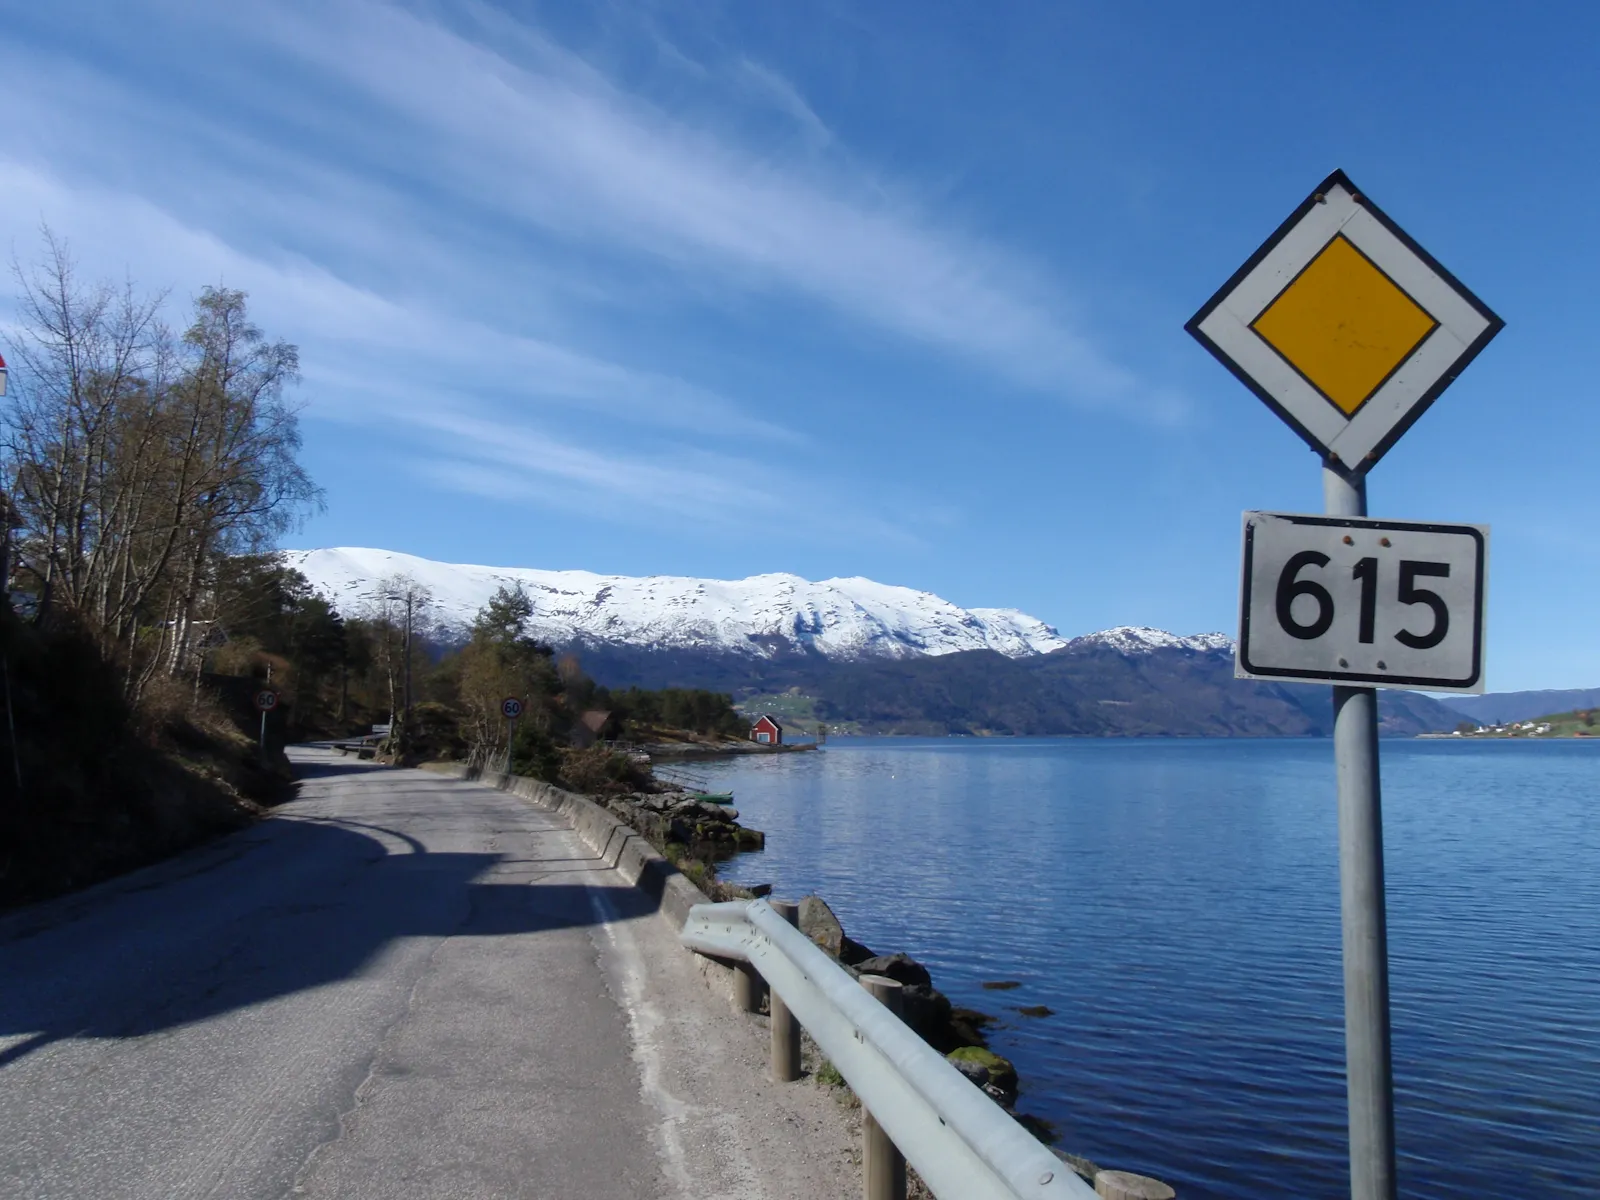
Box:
2 1 1595 690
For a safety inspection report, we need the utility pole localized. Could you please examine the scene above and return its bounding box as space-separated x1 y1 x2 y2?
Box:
378 586 419 749
401 590 413 743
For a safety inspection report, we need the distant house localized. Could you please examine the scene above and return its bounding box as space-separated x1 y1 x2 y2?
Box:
571 710 618 749
750 715 783 745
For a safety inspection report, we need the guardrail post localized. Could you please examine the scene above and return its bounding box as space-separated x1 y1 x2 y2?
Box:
860 974 907 1200
1094 1169 1176 1199
732 962 763 1013
769 900 802 1082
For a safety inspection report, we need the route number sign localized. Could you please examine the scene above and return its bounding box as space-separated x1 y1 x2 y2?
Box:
1237 511 1487 693
254 690 279 712
501 697 524 720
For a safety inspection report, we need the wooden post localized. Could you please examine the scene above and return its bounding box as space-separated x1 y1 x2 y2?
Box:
860 974 907 1200
770 900 802 1082
732 962 763 1013
1094 1170 1176 1200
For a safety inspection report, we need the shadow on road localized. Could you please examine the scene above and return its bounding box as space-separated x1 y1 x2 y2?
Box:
289 756 396 781
0 812 657 1067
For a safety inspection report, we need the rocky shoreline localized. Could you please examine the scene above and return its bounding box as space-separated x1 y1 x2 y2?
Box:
598 789 766 858
789 895 1089 1158
634 738 818 761
587 778 1115 1187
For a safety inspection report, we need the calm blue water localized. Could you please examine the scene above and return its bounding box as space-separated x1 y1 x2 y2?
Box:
698 738 1600 1199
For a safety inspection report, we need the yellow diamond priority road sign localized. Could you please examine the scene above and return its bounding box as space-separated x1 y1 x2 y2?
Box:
1187 170 1502 474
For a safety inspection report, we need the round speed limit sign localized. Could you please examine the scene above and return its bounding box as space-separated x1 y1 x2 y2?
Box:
501 697 524 719
254 690 279 712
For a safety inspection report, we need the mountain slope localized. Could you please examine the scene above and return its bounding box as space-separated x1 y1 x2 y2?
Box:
1437 688 1600 725
284 548 1462 736
791 639 1461 737
573 638 1459 737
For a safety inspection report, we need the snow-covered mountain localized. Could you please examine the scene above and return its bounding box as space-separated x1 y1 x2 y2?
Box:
282 548 1235 663
283 547 1077 660
1066 626 1234 655
274 549 1464 735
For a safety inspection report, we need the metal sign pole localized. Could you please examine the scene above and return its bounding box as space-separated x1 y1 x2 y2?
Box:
259 709 267 756
505 716 514 776
1190 171 1500 1200
1324 465 1397 1200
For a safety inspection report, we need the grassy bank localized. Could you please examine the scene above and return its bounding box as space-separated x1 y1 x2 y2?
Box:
0 610 292 911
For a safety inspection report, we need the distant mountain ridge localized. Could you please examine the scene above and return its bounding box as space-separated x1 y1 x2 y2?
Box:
283 547 1463 737
605 637 1462 738
1438 688 1600 725
283 547 1076 661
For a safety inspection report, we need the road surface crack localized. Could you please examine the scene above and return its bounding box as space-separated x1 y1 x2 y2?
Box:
283 894 475 1196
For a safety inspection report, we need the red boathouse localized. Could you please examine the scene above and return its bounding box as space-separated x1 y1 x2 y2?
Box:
750 715 783 745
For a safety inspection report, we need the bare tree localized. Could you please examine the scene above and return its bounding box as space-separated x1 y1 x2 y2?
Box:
1 232 321 704
159 286 319 689
4 228 169 636
362 573 432 746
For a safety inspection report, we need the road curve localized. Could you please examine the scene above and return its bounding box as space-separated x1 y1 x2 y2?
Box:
0 747 856 1199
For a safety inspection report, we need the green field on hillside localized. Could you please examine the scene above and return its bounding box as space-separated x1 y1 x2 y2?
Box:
733 692 853 735
1455 707 1599 737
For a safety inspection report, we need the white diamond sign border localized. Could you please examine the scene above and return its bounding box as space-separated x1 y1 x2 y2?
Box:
1186 169 1503 475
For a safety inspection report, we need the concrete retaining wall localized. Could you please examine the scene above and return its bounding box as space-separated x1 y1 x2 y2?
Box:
419 762 713 935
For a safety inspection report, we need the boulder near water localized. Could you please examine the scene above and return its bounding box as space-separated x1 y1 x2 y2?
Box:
853 952 932 989
946 1046 1018 1107
795 894 877 963
798 894 846 957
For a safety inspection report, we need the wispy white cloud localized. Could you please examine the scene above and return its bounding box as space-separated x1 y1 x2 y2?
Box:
0 157 922 547
0 0 1177 558
402 404 922 548
733 57 834 149
0 161 798 444
194 0 1163 408
410 409 772 513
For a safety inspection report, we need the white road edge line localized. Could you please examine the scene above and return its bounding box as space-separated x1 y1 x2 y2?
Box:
583 882 697 1196
583 882 767 1200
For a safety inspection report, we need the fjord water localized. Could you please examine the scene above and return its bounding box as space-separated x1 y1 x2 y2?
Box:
703 738 1600 1199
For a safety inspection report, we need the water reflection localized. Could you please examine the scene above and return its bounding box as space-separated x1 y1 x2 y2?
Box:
702 738 1600 1200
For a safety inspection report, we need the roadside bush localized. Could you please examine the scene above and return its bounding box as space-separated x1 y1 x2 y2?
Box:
509 723 562 782
558 745 647 795
407 701 469 762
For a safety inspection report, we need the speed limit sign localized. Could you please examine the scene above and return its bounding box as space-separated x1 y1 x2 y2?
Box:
254 690 279 712
501 697 524 719
1237 511 1487 693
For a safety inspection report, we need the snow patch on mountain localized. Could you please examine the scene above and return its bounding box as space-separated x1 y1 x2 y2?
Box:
1067 626 1235 655
282 547 1073 660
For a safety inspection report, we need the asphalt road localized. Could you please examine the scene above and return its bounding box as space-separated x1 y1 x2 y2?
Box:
0 748 857 1199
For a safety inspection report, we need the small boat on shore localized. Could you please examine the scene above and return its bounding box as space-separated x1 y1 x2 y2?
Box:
653 763 735 804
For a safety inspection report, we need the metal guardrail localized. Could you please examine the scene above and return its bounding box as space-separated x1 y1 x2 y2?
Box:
680 899 1099 1200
